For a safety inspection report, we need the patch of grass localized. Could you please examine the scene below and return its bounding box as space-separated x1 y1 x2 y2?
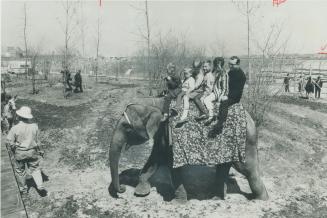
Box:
263 194 327 218
16 99 91 130
39 129 65 150
58 146 91 169
53 196 79 218
83 203 141 218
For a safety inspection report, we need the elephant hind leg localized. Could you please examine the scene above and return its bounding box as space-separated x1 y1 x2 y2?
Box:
233 160 269 200
216 163 232 200
171 168 187 203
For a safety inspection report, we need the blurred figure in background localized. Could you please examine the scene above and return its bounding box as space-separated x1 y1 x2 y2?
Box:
298 75 304 93
314 76 323 99
305 76 314 99
74 70 83 93
284 73 290 92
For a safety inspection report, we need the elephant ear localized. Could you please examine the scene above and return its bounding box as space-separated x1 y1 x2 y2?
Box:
122 122 133 133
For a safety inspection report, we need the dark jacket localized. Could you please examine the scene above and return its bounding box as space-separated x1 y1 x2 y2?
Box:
315 79 323 89
166 75 181 90
227 68 246 104
75 73 82 85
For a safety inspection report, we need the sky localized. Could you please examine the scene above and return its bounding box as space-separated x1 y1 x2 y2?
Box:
1 0 327 57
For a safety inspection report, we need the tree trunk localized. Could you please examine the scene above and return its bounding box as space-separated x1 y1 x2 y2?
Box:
24 3 28 79
247 0 251 83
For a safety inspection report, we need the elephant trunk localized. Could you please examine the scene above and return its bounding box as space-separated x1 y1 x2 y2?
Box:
109 124 126 196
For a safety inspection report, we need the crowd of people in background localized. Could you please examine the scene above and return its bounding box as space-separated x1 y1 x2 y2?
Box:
283 74 324 99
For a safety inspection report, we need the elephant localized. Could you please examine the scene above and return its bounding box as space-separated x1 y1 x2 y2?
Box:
108 97 269 201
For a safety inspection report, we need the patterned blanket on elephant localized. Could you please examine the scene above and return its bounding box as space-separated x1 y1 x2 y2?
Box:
170 101 247 168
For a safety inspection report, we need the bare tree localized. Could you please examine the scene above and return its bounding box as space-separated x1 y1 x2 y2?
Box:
57 0 78 70
145 0 151 80
78 0 87 74
29 43 43 94
243 21 291 126
95 13 101 83
232 0 261 82
23 2 28 79
129 1 152 93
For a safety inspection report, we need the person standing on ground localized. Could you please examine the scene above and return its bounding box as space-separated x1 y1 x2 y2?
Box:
284 73 290 92
298 75 304 93
74 70 83 93
6 106 47 196
314 76 323 99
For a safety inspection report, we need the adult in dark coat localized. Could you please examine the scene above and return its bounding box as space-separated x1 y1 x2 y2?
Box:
314 76 323 99
65 70 73 91
162 63 182 120
209 56 246 137
74 70 83 93
284 73 290 92
305 76 314 98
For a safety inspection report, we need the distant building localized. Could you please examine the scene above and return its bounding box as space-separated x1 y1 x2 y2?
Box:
1 46 31 74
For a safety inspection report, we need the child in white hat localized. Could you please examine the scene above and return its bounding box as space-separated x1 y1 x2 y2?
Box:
6 106 47 196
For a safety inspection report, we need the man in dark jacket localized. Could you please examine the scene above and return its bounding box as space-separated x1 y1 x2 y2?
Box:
284 73 290 92
209 56 246 137
314 76 323 98
162 63 182 121
74 70 83 93
65 70 73 91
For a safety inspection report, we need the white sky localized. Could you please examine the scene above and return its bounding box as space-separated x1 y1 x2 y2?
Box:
1 0 327 57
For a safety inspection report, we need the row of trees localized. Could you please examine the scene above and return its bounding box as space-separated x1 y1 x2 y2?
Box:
21 0 102 95
130 0 295 126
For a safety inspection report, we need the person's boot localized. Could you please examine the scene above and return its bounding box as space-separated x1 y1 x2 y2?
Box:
32 169 48 197
204 116 214 126
175 110 189 128
195 113 208 121
161 113 169 122
170 108 178 117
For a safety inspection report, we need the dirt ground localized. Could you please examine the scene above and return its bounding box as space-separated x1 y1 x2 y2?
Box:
2 79 327 218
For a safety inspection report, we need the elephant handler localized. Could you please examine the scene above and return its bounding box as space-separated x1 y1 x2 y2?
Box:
208 56 246 138
6 106 47 196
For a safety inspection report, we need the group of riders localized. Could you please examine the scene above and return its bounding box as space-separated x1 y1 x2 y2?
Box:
161 56 246 137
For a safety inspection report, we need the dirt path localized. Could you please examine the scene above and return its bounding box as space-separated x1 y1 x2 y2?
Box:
9 85 327 218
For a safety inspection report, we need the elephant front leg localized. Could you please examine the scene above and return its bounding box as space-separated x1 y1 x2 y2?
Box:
134 162 157 197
